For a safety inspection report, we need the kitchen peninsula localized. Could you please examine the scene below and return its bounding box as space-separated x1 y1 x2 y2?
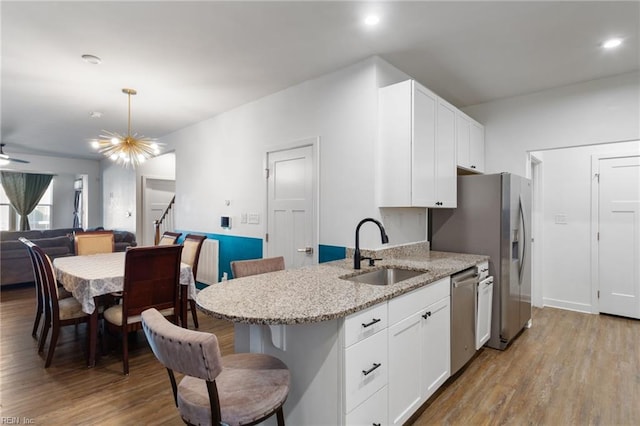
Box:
197 245 488 425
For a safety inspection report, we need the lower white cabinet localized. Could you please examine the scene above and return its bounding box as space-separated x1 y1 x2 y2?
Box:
345 385 388 426
344 328 388 413
421 296 451 399
342 277 452 426
388 310 423 425
387 277 451 426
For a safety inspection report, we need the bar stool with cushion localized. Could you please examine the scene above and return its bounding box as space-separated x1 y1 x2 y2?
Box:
230 256 285 279
74 230 115 255
158 231 181 246
180 234 206 328
142 308 290 426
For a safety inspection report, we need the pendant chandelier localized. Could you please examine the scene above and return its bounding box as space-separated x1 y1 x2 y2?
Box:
91 88 160 167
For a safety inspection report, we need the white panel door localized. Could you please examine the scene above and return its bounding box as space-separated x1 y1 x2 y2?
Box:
267 144 316 269
598 155 640 319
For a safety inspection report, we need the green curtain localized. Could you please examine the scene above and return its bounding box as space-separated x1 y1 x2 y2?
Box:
0 171 53 231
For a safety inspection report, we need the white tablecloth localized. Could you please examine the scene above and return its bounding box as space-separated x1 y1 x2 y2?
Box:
54 251 196 314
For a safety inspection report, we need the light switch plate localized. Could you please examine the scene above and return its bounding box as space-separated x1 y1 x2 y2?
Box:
248 213 260 224
554 214 567 224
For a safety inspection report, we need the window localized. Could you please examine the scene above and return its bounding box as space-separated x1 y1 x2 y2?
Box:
0 181 53 231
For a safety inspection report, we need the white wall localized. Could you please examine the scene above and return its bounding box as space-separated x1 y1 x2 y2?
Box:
162 57 422 250
464 72 639 313
101 152 176 236
0 154 102 229
534 140 640 313
101 160 136 232
464 72 640 177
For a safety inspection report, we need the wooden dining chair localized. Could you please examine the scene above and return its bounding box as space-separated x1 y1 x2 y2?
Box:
20 238 91 367
158 231 181 246
231 256 285 278
74 230 115 255
142 308 290 426
103 244 184 375
180 234 206 328
20 237 73 340
20 237 48 340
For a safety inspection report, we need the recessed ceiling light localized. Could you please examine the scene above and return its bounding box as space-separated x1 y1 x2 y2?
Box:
602 38 623 49
364 15 380 26
89 111 103 118
82 54 102 65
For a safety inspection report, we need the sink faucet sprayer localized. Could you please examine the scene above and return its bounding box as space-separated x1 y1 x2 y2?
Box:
354 218 389 270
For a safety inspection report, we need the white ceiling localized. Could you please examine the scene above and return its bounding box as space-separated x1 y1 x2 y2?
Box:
2 1 638 161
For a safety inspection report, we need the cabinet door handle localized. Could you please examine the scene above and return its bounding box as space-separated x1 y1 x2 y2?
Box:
422 311 432 319
362 362 381 376
373 423 381 426
361 318 381 328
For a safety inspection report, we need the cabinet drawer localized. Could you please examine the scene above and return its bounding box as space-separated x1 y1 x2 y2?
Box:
389 277 450 325
345 328 388 413
345 385 388 426
344 302 388 347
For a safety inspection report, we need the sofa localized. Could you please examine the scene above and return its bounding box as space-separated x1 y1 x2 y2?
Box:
0 228 137 287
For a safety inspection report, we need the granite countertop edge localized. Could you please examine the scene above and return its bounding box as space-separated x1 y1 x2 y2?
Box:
196 250 489 325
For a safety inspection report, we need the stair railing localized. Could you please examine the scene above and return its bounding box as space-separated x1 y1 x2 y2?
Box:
153 195 176 245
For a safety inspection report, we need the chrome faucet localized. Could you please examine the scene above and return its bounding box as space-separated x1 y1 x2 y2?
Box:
354 218 389 269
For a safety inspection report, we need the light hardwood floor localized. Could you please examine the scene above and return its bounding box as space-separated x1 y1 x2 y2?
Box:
1 285 638 425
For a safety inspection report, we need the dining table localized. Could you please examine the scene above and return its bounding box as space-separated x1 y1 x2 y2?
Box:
53 251 196 367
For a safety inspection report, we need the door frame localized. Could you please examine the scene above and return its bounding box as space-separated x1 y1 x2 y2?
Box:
529 153 543 308
590 151 640 314
141 175 176 246
264 137 320 264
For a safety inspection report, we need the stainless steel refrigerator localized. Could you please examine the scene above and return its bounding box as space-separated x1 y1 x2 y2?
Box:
431 173 531 350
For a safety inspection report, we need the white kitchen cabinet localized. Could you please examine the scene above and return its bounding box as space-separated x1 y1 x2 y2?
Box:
476 261 493 350
345 385 388 426
344 327 388 413
435 98 457 207
387 277 451 425
343 302 389 422
420 296 451 399
388 310 423 425
456 111 485 173
378 79 456 208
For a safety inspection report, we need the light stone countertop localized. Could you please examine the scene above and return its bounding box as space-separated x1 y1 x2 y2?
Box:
196 250 488 325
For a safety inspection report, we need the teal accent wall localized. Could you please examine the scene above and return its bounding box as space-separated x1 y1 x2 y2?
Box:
319 244 347 263
176 231 263 282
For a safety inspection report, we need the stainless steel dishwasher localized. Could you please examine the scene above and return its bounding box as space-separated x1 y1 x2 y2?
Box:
450 267 479 375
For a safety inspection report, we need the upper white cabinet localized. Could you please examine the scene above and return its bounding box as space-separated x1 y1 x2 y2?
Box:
378 80 456 208
435 98 457 207
456 111 485 173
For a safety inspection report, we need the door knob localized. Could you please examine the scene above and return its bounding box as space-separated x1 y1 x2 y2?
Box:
297 247 314 254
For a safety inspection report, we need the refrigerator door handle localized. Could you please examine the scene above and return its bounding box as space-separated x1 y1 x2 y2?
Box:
518 195 527 282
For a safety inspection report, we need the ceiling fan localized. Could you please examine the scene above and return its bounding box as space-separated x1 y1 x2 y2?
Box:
0 143 30 165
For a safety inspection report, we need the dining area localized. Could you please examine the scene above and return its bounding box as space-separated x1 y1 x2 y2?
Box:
20 230 205 374
8 229 292 425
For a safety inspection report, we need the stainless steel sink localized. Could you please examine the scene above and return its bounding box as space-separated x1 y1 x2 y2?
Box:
343 267 426 286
